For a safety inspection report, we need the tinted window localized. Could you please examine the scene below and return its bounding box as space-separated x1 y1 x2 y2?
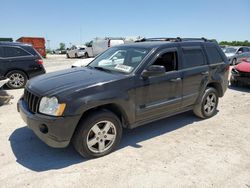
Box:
205 46 224 64
0 47 3 58
22 46 39 56
3 47 30 57
243 47 250 52
153 51 178 72
182 47 205 68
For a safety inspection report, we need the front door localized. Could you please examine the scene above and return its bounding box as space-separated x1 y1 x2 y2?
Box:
135 48 182 122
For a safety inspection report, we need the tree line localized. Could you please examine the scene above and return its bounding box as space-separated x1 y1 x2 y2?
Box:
219 40 250 46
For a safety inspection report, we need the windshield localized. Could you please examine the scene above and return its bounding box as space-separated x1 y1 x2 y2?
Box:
225 48 237 53
88 47 150 74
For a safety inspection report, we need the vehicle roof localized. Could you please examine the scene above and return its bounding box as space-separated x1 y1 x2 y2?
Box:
119 41 217 49
0 41 32 47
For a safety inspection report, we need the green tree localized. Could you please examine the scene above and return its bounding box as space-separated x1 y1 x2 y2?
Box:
59 43 66 50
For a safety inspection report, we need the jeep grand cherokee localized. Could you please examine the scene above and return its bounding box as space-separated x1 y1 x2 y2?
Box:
18 38 229 158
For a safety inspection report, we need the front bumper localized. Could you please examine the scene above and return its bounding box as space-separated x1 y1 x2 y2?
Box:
231 75 250 85
17 99 81 148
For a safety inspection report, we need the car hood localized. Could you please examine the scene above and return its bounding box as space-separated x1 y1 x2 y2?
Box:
225 53 235 58
235 62 250 73
26 67 125 96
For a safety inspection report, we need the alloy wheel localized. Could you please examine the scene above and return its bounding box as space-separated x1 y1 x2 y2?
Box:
204 93 217 115
8 73 25 88
86 121 117 153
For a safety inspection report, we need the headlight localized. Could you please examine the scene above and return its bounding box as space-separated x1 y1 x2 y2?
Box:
39 96 66 116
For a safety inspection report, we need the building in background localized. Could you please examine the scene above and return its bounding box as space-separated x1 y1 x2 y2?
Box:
16 37 46 58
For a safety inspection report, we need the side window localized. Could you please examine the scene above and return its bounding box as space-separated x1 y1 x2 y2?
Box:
205 46 224 64
182 47 205 69
3 47 30 58
243 47 250 52
0 47 3 58
152 51 178 72
238 48 243 53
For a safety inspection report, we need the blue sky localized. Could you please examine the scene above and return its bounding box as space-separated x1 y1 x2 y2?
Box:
1 0 250 49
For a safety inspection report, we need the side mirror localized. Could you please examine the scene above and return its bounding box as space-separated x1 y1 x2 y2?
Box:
141 65 165 78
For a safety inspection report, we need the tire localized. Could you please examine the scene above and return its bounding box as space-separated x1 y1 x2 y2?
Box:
66 53 70 58
230 77 238 87
6 70 28 89
75 53 78 58
72 110 123 158
193 87 219 119
232 58 237 66
84 52 89 58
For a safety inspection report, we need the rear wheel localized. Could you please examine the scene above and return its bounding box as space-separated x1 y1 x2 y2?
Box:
66 53 70 58
75 53 78 58
85 52 89 58
193 87 219 119
6 70 27 89
72 110 122 158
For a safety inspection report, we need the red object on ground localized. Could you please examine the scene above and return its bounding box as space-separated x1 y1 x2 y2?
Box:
16 37 46 58
235 61 250 73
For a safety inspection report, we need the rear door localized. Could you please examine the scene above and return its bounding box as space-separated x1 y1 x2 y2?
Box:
180 44 209 107
2 46 36 74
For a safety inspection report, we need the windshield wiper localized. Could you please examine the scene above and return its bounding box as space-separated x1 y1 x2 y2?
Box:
92 66 111 72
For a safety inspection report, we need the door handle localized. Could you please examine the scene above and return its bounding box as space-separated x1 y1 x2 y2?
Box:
170 78 181 82
201 71 209 75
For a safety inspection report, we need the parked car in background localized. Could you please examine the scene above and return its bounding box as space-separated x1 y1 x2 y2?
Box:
224 46 250 65
229 52 250 65
18 37 229 158
85 37 124 58
220 45 227 52
230 57 250 86
17 37 46 58
0 42 46 89
66 45 87 58
71 58 95 68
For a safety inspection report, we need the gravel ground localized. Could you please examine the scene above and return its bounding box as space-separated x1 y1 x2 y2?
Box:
0 55 250 188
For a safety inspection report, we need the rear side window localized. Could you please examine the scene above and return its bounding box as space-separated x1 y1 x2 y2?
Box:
22 46 39 56
0 47 3 58
205 46 224 64
3 47 31 58
182 47 205 69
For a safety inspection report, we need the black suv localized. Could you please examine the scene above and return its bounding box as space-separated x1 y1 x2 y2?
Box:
17 38 229 158
0 42 46 89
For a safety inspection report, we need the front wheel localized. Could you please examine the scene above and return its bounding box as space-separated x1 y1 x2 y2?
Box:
193 87 219 119
84 52 89 58
72 110 122 158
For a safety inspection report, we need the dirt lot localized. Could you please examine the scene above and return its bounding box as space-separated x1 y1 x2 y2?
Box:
0 55 250 188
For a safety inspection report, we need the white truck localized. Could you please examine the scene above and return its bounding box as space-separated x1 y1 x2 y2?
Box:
84 38 124 58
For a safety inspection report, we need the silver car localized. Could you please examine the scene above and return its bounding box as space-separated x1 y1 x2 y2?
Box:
224 46 250 65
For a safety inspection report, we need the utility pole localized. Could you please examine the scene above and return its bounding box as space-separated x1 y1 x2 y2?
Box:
47 39 50 50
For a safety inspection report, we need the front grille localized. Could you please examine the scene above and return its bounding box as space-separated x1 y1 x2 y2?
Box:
238 70 250 77
23 89 40 113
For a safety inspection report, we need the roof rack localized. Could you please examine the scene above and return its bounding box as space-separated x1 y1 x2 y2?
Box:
135 37 211 43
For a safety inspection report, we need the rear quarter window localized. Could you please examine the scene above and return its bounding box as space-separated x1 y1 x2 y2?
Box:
182 47 205 69
22 46 40 56
205 46 224 64
3 46 31 58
